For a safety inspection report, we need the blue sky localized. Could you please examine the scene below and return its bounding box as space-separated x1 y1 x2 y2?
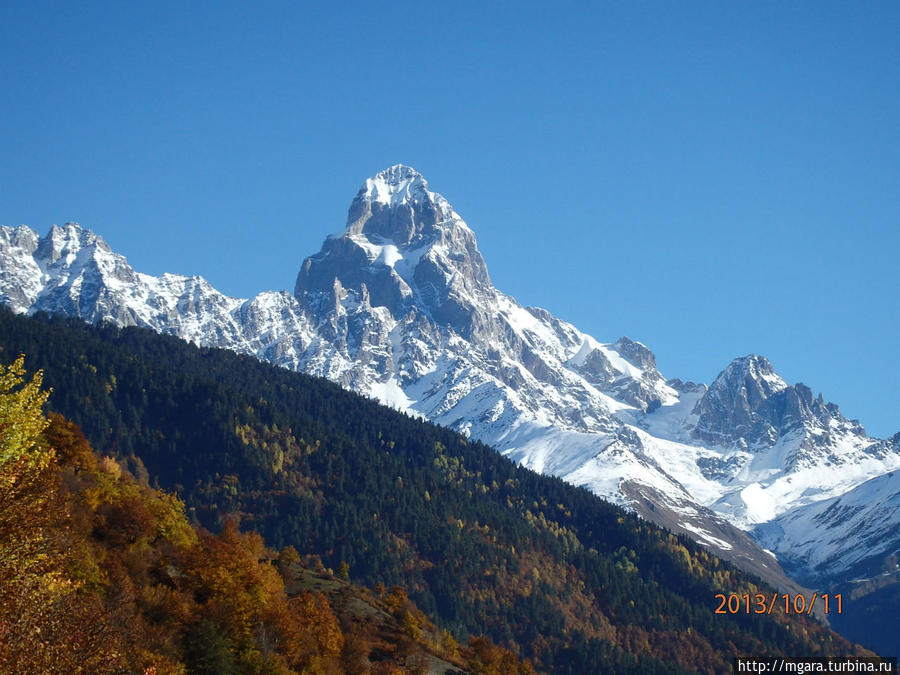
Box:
2 1 898 437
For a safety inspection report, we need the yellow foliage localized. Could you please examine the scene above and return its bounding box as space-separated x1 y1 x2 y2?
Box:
148 490 197 549
185 522 286 646
401 608 424 640
99 455 122 479
0 362 130 672
439 629 460 660
0 355 50 469
290 592 345 659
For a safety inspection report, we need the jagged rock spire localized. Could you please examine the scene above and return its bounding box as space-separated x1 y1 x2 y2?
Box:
345 164 458 246
295 166 491 332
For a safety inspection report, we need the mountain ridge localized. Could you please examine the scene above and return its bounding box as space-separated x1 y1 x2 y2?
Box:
1 166 898 602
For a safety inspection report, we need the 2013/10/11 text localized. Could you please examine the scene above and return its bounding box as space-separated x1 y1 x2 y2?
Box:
714 593 842 615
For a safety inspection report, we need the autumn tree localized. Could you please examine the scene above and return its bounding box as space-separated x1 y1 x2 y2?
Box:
0 354 49 467
0 355 125 672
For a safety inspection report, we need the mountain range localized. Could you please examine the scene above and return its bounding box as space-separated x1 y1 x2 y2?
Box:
2 165 898 639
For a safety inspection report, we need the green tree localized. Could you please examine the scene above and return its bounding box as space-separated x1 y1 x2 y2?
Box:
184 618 239 675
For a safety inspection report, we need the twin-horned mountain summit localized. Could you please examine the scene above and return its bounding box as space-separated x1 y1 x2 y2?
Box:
2 165 899 595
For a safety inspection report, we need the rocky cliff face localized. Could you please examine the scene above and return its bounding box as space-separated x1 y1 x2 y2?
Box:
693 355 868 462
296 165 493 336
2 165 898 593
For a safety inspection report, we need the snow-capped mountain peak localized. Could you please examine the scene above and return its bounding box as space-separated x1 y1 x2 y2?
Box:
36 222 112 262
725 355 788 392
345 164 472 246
355 164 431 210
3 166 899 595
693 355 799 449
296 167 491 339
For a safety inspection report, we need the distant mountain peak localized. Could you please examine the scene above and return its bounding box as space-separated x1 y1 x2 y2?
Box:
719 354 788 396
297 167 491 330
359 164 429 206
690 354 791 448
38 222 112 263
613 336 657 370
345 165 467 246
691 354 864 454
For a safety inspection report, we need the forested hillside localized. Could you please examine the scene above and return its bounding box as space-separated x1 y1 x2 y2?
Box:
0 308 870 672
0 355 531 674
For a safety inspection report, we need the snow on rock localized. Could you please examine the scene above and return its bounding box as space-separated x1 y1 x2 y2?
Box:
754 470 900 584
